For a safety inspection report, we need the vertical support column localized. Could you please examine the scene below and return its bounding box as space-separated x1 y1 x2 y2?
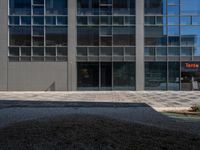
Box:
68 0 77 91
136 0 144 91
0 0 8 91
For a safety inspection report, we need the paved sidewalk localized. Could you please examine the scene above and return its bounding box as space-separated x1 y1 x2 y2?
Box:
0 91 199 109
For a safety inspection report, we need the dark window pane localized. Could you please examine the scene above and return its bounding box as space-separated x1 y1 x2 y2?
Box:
33 6 44 15
33 16 44 25
9 16 19 25
9 47 19 56
46 47 56 56
145 62 167 90
113 26 135 46
9 0 31 15
77 26 99 46
57 17 68 25
113 0 135 15
9 26 31 46
77 63 99 88
113 62 135 88
145 0 166 15
46 26 68 46
21 16 31 25
77 47 87 56
168 62 180 90
46 0 68 15
57 47 67 56
21 47 31 56
46 16 56 25
101 63 112 88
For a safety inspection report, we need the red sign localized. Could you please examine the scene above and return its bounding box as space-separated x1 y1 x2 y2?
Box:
185 63 199 69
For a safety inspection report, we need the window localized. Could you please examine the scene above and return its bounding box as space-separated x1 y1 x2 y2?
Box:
46 0 67 15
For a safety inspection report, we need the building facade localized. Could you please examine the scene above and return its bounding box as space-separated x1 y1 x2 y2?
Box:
0 0 200 91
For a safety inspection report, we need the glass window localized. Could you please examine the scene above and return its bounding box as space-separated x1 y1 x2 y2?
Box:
33 0 44 4
145 62 167 90
77 0 99 15
156 47 167 56
113 26 135 46
46 47 56 56
113 0 135 15
21 16 31 25
46 26 68 46
9 16 19 25
113 47 124 56
168 62 180 91
9 47 19 56
125 16 135 25
113 16 124 25
113 62 135 88
181 0 200 15
181 47 192 56
168 36 180 46
57 47 67 56
125 47 135 56
21 47 31 56
100 16 112 25
46 16 56 25
145 47 155 56
9 26 31 46
89 47 99 56
57 17 68 25
33 16 44 25
180 16 191 25
33 26 44 36
77 62 99 88
100 27 112 36
181 36 196 46
168 47 180 56
168 0 179 5
9 0 31 15
77 47 87 56
168 5 179 15
77 26 99 46
168 26 180 35
77 17 88 25
145 0 166 15
33 47 44 56
100 6 112 15
88 16 99 25
33 37 44 46
168 17 179 25
145 16 155 25
193 47 200 56
100 47 112 56
192 17 200 25
101 62 112 88
46 0 68 15
33 6 44 15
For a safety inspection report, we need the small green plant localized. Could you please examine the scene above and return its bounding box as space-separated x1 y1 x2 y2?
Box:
191 105 200 112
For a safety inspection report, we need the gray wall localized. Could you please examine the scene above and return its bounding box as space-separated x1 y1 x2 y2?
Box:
136 0 145 90
0 0 8 91
7 62 68 91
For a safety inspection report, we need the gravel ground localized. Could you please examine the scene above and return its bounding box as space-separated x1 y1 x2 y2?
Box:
0 115 200 150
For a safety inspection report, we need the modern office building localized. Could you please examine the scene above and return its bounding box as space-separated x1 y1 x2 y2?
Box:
0 0 200 91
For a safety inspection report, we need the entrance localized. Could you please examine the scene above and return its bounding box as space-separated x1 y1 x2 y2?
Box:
181 62 200 91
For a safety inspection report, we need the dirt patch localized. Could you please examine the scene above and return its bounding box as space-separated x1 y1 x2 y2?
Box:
0 115 200 150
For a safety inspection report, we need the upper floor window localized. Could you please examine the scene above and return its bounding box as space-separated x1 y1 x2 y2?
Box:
9 0 31 15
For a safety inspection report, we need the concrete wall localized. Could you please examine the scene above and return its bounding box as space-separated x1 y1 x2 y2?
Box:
7 62 68 91
0 0 8 91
